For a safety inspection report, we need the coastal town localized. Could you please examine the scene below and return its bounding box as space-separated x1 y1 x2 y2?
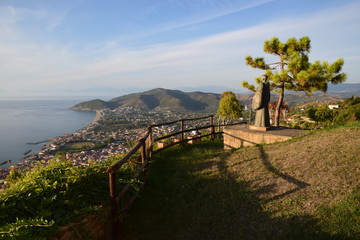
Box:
0 107 212 184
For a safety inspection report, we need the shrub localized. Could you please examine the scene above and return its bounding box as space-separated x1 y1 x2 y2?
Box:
0 156 136 239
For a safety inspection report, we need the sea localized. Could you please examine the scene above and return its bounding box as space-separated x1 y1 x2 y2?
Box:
0 99 96 168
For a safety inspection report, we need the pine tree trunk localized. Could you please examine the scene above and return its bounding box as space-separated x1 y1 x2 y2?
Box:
274 84 284 127
274 55 285 127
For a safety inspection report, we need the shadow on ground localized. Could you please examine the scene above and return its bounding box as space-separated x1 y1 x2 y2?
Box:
121 141 342 240
256 145 310 203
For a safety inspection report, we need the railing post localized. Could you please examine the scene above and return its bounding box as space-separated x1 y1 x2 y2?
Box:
210 115 215 140
148 127 153 158
141 139 146 165
180 120 184 141
109 171 120 240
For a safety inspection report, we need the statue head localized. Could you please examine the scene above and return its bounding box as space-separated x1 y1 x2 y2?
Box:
261 75 268 82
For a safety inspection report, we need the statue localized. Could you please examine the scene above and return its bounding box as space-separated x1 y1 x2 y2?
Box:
252 75 271 128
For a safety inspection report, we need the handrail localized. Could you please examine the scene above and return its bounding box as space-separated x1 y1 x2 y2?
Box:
154 124 212 142
107 131 150 173
153 132 213 155
150 115 213 128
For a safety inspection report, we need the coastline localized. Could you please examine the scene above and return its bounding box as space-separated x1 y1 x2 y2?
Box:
92 110 102 125
0 108 102 183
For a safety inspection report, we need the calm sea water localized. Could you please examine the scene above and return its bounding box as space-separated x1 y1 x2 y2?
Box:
0 99 95 167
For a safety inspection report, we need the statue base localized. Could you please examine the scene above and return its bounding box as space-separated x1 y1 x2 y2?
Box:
223 125 307 149
248 125 274 131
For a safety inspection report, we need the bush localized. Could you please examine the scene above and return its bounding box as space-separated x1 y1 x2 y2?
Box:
308 105 333 123
355 109 360 120
334 104 360 125
0 157 137 239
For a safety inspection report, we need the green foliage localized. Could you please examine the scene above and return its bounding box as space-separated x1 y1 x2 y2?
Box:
242 36 347 126
5 168 24 185
303 96 360 128
241 81 255 92
0 217 55 240
286 120 317 130
331 96 360 125
355 109 360 120
0 156 136 239
59 141 107 153
343 96 360 106
307 105 334 123
217 91 243 121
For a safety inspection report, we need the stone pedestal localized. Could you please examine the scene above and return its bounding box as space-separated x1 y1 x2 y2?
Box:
223 125 307 149
248 125 274 131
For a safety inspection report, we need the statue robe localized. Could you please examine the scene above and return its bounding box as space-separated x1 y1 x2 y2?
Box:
252 82 271 127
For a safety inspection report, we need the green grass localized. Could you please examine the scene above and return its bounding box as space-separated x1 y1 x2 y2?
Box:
122 124 360 240
60 141 95 152
317 185 360 239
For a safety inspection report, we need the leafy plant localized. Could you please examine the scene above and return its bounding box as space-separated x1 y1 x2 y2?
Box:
217 91 243 122
307 105 334 123
0 217 55 240
0 155 137 239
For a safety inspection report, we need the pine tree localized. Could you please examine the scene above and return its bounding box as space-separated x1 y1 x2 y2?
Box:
242 36 347 126
217 91 243 122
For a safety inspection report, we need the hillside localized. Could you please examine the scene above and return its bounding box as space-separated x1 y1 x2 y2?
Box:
71 88 220 112
122 124 360 239
283 92 344 106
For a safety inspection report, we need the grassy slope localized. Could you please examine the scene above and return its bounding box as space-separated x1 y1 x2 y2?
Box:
122 123 360 240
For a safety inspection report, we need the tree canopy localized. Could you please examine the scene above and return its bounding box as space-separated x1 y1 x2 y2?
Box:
217 91 243 121
242 36 347 126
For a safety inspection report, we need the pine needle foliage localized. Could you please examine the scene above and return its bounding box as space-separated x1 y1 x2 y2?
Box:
242 36 347 126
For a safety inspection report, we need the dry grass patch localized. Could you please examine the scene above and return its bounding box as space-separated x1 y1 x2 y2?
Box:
226 126 360 216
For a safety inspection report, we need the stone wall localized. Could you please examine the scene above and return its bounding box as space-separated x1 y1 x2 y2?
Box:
223 125 307 149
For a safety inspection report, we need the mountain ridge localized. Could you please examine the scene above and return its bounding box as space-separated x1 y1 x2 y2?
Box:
71 88 221 112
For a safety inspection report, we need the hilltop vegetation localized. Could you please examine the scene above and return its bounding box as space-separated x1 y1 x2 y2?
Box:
70 99 117 111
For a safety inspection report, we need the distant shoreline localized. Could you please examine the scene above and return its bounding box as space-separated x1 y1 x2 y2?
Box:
26 140 49 145
92 110 102 124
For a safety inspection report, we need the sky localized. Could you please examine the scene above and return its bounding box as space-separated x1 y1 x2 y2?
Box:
0 0 359 98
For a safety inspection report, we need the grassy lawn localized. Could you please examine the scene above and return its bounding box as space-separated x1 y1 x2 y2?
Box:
122 123 360 240
61 141 95 151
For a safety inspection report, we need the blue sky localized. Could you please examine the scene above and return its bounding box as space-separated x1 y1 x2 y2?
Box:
0 0 359 97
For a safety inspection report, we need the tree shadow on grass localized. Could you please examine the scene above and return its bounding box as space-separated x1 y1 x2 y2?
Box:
256 145 310 203
121 143 342 240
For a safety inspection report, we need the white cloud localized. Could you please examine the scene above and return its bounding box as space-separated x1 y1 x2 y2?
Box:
0 1 359 93
125 0 275 41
